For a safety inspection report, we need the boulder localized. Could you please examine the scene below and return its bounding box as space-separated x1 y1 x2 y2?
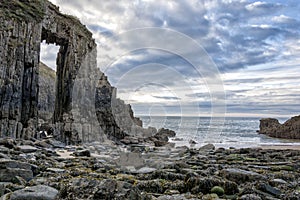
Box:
0 159 34 182
9 185 58 200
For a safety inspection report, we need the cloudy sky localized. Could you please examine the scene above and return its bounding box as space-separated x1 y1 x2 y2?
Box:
42 0 300 118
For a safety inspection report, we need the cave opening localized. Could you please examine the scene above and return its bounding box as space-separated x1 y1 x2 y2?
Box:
38 41 59 123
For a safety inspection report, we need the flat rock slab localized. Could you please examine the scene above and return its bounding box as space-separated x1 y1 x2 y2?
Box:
17 145 38 153
9 185 58 200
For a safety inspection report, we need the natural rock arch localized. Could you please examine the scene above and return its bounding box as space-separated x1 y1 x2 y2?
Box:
0 1 97 140
0 0 145 143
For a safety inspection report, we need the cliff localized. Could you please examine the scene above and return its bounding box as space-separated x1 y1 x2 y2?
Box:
0 0 156 144
259 115 300 139
38 62 55 122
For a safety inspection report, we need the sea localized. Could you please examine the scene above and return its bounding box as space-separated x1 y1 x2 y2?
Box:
139 116 300 148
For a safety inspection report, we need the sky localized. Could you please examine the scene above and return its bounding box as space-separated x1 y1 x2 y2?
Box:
42 0 300 119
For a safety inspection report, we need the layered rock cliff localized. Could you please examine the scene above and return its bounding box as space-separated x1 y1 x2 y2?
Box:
0 0 157 143
259 115 300 139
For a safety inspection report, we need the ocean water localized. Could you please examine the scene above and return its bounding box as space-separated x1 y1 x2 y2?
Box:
139 116 300 148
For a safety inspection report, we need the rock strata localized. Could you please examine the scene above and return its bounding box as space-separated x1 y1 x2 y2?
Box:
0 0 162 144
259 115 300 139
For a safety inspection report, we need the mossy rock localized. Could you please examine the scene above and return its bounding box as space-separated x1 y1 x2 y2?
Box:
211 186 225 196
271 165 293 171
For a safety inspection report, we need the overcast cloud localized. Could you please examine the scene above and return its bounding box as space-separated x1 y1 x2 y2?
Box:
42 0 300 118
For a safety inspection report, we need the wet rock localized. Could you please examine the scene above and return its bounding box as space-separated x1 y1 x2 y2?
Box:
256 183 281 197
155 128 176 139
9 185 58 200
189 140 197 145
120 136 139 145
220 168 266 184
0 159 34 182
93 179 117 199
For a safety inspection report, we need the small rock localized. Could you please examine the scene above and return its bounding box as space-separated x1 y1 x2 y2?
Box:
46 168 65 173
240 194 262 200
134 167 157 174
189 140 197 144
199 143 215 151
202 193 219 200
73 149 91 157
9 185 58 200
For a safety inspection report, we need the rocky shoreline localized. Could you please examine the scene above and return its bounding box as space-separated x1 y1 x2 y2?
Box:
0 137 299 200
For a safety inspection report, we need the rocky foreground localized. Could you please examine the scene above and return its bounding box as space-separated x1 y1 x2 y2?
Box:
0 138 299 200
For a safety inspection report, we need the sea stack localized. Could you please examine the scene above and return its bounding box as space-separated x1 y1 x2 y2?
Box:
259 115 300 139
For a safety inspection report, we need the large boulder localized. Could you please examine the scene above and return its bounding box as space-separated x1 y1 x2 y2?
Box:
9 185 58 200
151 128 176 147
259 115 300 139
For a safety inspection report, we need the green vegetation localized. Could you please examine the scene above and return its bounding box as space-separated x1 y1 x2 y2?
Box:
0 0 46 22
211 186 225 196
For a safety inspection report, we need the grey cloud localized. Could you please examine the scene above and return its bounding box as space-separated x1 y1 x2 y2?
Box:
152 96 181 100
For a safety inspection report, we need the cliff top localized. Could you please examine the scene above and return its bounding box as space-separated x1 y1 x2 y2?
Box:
0 0 93 38
0 0 46 22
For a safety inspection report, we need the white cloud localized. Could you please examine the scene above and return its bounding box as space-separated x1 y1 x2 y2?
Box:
46 0 300 117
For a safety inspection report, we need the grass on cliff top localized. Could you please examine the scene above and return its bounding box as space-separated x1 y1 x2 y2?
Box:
0 0 45 22
39 62 56 80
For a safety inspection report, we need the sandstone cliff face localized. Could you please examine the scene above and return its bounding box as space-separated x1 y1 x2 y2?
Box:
259 115 300 139
0 0 154 143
